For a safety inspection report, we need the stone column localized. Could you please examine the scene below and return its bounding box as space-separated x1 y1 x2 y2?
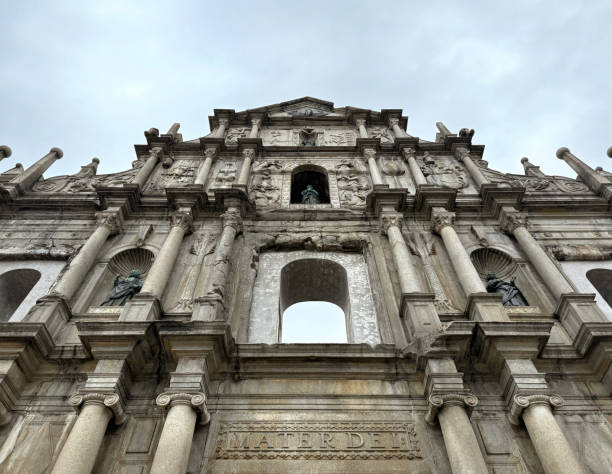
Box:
426 393 488 474
51 393 126 474
166 122 181 140
381 215 420 293
500 210 573 301
140 211 192 298
214 118 228 138
364 147 384 186
52 211 121 301
150 392 210 474
249 118 262 138
509 395 585 474
0 145 12 161
557 147 611 199
455 146 488 190
401 147 427 186
355 118 368 138
133 147 162 188
12 147 63 190
389 117 406 138
194 147 217 186
236 148 255 186
431 208 485 295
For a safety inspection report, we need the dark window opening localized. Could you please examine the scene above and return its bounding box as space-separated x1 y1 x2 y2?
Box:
586 268 612 309
0 269 41 321
291 170 330 204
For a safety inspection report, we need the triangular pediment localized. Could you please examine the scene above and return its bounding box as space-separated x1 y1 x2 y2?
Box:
247 97 338 118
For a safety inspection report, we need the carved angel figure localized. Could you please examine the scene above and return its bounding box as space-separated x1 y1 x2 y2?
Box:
101 270 143 306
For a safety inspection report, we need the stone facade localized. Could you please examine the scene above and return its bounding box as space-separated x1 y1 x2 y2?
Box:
0 97 610 473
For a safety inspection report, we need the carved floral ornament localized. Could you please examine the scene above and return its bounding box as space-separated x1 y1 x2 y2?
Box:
431 209 455 234
156 391 211 425
69 392 127 425
508 394 564 425
425 393 479 425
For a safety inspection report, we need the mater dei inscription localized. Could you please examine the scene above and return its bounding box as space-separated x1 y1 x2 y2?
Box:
215 421 422 460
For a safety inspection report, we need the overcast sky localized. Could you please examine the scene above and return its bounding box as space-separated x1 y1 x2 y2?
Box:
1 1 611 178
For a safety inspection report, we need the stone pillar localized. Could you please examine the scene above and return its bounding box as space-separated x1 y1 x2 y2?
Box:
389 117 406 138
140 211 193 298
500 210 573 301
509 395 585 474
355 118 368 138
0 145 12 161
12 147 63 190
150 392 210 474
194 147 217 186
52 211 121 301
455 146 488 190
237 148 255 186
51 393 126 474
431 208 485 295
249 118 262 138
557 147 612 199
401 147 427 186
364 148 384 186
426 393 487 474
214 118 228 138
166 122 180 140
133 147 162 188
381 215 420 293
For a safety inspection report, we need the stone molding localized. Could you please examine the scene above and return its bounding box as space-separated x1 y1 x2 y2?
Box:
170 210 194 234
379 214 403 234
425 393 479 425
499 210 528 234
508 393 564 425
431 208 455 234
95 211 122 235
156 391 211 425
69 392 127 425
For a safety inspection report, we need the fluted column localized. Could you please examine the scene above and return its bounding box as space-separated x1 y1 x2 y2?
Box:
509 395 585 474
12 147 63 190
381 215 420 293
0 145 12 161
455 146 488 190
51 393 126 474
426 394 487 474
355 118 368 138
557 147 611 198
214 118 228 138
401 147 427 186
133 147 162 188
150 392 210 474
500 210 573 300
140 211 192 298
389 117 406 138
237 148 255 186
364 147 384 186
194 147 217 186
52 211 121 301
249 118 262 138
432 208 485 295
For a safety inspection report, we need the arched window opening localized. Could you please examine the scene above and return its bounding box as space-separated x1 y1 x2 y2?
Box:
280 258 349 343
290 167 330 204
0 269 41 321
586 269 612 309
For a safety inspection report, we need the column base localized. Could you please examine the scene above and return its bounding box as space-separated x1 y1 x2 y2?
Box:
192 296 226 322
400 293 441 340
555 293 607 341
23 294 71 340
120 293 162 321
465 293 509 322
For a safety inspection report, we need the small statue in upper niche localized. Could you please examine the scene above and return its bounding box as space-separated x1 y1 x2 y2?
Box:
301 184 320 204
486 274 528 306
101 270 143 306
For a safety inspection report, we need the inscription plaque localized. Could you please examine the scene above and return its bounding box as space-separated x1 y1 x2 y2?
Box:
215 422 422 460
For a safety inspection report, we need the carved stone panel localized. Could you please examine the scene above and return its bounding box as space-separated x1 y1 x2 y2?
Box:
143 160 198 193
419 154 471 192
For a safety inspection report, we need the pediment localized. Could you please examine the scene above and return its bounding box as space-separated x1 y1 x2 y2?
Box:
260 97 338 118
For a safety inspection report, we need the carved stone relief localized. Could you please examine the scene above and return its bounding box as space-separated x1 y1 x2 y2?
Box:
225 127 249 144
420 153 468 191
213 161 237 187
336 175 370 208
143 160 197 193
33 159 99 193
380 155 410 189
369 126 394 144
249 164 282 208
261 128 356 146
481 167 591 193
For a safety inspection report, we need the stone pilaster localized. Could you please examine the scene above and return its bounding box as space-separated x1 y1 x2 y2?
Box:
401 147 427 186
236 148 255 187
364 147 383 186
133 146 162 188
194 146 217 186
454 145 488 190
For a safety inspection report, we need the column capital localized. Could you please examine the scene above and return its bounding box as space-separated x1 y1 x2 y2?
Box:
401 147 416 161
221 207 242 232
217 118 229 128
380 214 403 234
388 117 400 128
454 145 470 162
204 146 218 160
363 147 376 160
425 393 479 425
499 210 528 234
156 391 211 425
95 211 122 235
250 118 262 128
170 210 193 234
68 392 127 424
355 118 367 128
508 393 564 425
242 148 256 160
431 208 455 234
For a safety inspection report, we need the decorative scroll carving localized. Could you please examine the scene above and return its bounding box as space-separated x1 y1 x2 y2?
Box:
431 209 455 234
508 394 564 425
225 127 249 144
215 421 422 460
408 231 457 312
92 167 139 187
420 154 468 190
480 166 591 194
425 393 479 425
156 392 210 425
33 158 99 193
337 175 370 208
69 392 127 425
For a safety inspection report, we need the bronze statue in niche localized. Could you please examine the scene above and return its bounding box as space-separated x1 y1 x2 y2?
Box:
301 184 320 204
486 274 528 306
101 270 143 306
